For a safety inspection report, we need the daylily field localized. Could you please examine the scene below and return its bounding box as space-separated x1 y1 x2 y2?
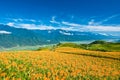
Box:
0 47 120 80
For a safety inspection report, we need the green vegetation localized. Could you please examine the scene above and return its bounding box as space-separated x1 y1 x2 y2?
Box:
56 40 120 52
36 44 57 51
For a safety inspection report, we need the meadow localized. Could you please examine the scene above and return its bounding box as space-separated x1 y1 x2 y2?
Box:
0 46 120 80
57 40 120 52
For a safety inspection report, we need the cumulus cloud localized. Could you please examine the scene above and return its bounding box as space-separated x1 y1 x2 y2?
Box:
0 31 12 34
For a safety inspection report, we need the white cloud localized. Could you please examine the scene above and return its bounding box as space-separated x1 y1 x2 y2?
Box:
61 27 74 31
50 16 60 24
88 19 95 25
59 31 73 35
61 20 120 31
98 33 109 36
102 14 119 22
7 22 15 26
4 15 120 32
0 31 11 34
16 23 56 30
12 18 23 22
6 18 37 23
96 14 120 25
29 19 36 22
6 21 120 32
36 25 56 30
85 25 120 31
62 21 81 27
5 20 120 32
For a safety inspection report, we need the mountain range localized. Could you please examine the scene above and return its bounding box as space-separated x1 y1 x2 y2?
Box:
0 24 118 48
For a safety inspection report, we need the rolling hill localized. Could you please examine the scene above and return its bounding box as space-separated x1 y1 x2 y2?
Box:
56 40 120 52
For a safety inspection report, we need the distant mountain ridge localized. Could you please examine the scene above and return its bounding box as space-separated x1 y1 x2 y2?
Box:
0 24 117 48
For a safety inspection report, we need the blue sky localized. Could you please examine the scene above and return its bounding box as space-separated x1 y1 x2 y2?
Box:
0 0 120 32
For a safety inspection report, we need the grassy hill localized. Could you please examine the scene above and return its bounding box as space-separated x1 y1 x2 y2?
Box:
56 40 120 52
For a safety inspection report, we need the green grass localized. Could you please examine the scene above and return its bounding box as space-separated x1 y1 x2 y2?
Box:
88 42 120 52
56 40 120 52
